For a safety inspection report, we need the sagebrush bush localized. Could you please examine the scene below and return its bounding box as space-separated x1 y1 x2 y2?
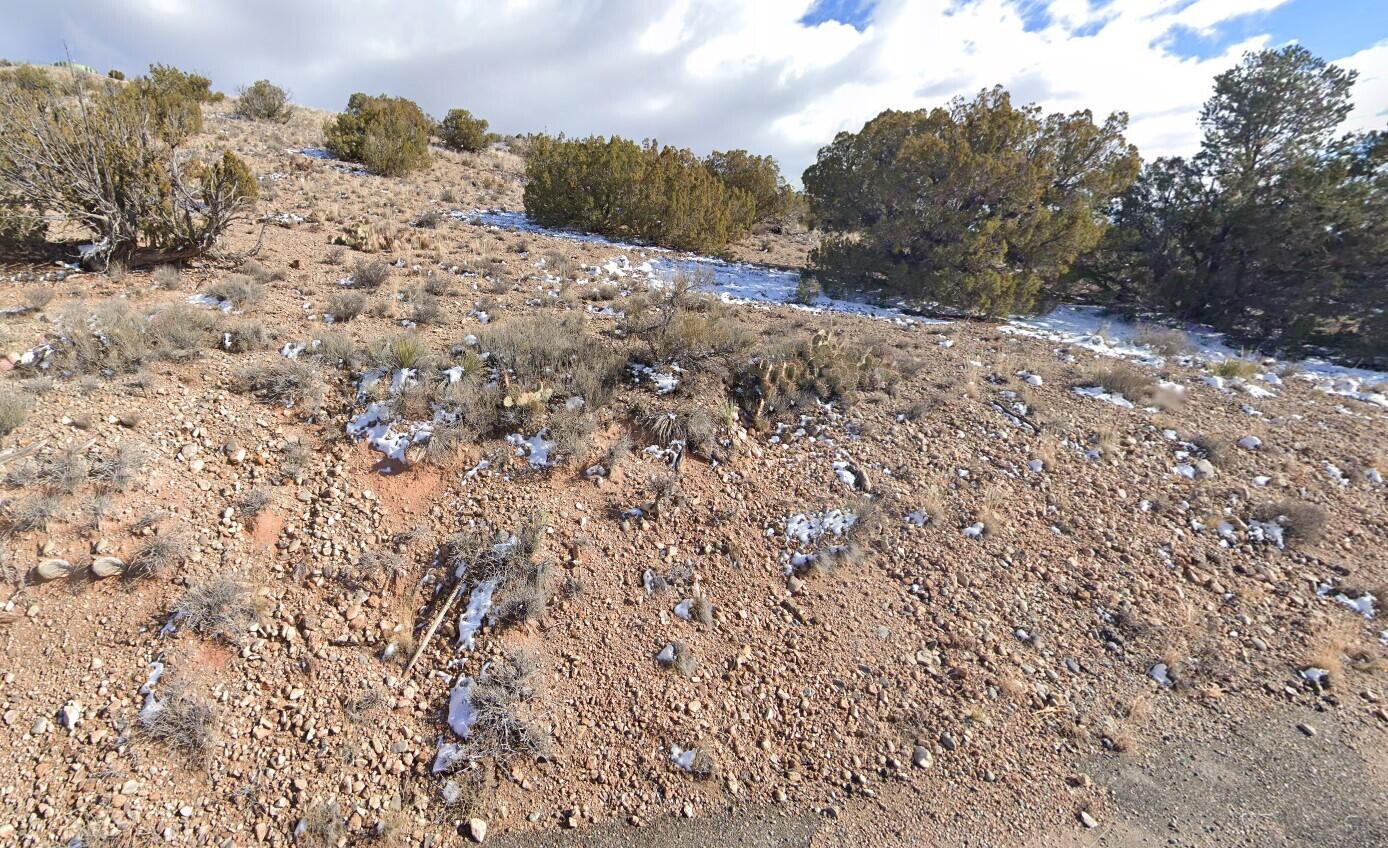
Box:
0 77 256 266
0 392 28 436
524 135 757 252
438 107 489 152
234 79 292 123
323 93 431 177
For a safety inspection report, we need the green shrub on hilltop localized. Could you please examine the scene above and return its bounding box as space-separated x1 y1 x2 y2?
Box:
324 93 432 176
235 79 293 123
438 108 489 152
524 135 757 253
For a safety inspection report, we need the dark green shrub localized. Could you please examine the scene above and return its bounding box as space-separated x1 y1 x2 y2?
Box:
235 79 292 123
323 93 431 177
524 135 756 252
803 87 1138 315
438 108 489 152
108 69 125 80
704 149 792 222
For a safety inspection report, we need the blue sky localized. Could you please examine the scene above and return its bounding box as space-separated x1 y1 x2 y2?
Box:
3 1 1385 181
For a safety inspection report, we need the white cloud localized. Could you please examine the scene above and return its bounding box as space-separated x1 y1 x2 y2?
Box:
2 0 1382 184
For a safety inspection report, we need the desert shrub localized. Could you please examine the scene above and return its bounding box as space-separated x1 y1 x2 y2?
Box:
523 135 756 252
625 274 752 372
92 443 145 491
107 69 125 81
0 196 47 251
0 79 256 266
704 148 792 222
350 257 391 288
3 66 55 93
0 393 28 436
323 93 431 176
37 445 88 494
326 291 366 322
803 87 1138 314
1134 324 1194 357
176 576 259 642
55 301 153 373
234 79 292 123
221 320 267 353
149 303 219 357
151 264 181 289
454 650 550 761
438 108 489 152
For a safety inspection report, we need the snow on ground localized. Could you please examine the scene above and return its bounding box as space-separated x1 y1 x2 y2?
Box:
453 210 1388 399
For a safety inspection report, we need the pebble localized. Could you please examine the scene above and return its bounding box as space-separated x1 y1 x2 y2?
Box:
912 745 933 769
464 818 488 842
1078 811 1098 828
1296 722 1316 737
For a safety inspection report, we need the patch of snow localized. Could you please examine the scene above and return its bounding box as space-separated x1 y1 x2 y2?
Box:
904 510 929 527
347 403 433 463
673 599 694 621
1149 663 1172 686
447 678 479 738
1237 435 1262 450
187 293 233 313
785 510 857 545
1073 385 1135 409
507 430 554 467
962 522 985 538
457 578 499 650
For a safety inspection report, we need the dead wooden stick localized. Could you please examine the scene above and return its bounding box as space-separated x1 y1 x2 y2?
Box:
403 581 465 677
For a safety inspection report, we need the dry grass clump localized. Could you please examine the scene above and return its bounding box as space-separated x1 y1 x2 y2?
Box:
375 334 433 372
221 320 267 353
447 515 555 629
241 360 325 414
350 258 392 289
201 274 262 307
408 289 441 324
151 264 182 290
1255 499 1328 545
56 301 153 374
326 291 366 322
126 532 192 579
1211 358 1261 379
3 494 60 534
1080 362 1155 401
633 401 718 455
92 443 146 492
0 392 29 436
148 303 219 358
236 488 271 518
140 685 216 761
461 650 551 761
296 801 347 847
176 576 260 642
623 272 752 371
21 286 54 312
1192 434 1232 466
37 444 89 494
1134 324 1194 357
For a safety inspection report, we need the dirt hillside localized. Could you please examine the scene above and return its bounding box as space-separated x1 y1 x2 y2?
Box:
1 99 1386 848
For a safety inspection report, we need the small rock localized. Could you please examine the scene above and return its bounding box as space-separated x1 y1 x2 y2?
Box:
1296 722 1316 737
464 818 487 843
911 745 933 769
1078 811 1098 829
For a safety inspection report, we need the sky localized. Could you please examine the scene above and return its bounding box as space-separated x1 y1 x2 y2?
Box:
3 0 1385 184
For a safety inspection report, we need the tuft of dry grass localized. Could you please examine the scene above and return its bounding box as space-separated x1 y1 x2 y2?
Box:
126 533 192 579
140 684 216 761
92 443 145 492
202 275 262 308
241 360 326 414
1080 362 1155 402
1255 499 1328 545
326 291 366 322
351 258 391 289
1211 358 1260 379
0 392 29 437
176 576 260 642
